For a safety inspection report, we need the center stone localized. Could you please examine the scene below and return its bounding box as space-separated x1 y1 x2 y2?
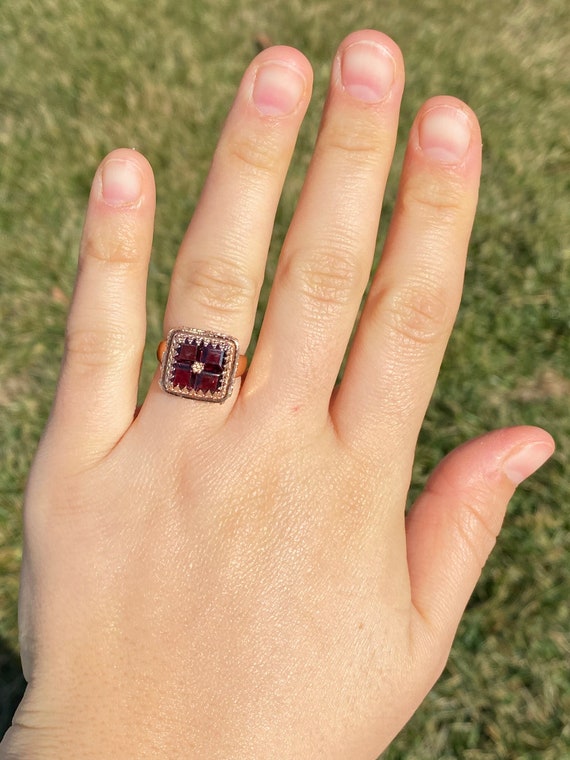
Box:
191 361 205 374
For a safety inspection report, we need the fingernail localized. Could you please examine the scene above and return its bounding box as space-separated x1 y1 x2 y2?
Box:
340 41 395 103
252 62 306 116
503 441 554 486
418 106 471 164
101 158 143 207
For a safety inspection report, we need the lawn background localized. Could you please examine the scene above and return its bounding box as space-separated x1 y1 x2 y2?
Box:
1 0 568 756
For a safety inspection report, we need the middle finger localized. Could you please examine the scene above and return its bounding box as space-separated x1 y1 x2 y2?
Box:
250 31 405 420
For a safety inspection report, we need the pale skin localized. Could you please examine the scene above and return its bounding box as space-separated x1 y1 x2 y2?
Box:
1 30 554 759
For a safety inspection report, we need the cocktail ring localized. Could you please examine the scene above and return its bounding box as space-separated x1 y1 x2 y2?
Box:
158 327 247 403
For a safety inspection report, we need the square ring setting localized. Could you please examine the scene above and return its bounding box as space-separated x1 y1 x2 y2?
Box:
159 328 240 403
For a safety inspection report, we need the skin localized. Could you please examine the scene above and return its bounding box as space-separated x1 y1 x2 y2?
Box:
1 30 554 760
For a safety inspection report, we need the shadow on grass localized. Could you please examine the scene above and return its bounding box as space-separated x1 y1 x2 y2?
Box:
0 637 26 740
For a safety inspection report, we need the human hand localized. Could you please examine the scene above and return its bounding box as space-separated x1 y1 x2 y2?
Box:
2 30 554 759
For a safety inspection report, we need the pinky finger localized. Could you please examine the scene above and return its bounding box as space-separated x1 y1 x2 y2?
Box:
406 426 554 662
47 149 155 468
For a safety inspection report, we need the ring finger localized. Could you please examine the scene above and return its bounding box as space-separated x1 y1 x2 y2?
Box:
163 46 312 357
334 97 482 474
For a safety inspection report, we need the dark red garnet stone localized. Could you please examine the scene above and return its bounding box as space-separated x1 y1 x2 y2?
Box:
171 339 226 393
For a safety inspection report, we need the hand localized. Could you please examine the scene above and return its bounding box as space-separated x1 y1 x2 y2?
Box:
2 30 553 759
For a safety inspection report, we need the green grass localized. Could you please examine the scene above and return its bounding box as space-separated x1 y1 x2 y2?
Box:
1 0 569 756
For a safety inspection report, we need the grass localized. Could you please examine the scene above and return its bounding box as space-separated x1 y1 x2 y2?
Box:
1 0 569 756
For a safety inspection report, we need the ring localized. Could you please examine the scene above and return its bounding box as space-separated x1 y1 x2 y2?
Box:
158 327 247 403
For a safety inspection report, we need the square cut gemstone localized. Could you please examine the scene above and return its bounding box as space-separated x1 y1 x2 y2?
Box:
200 345 224 368
176 342 198 363
171 339 226 393
160 329 238 402
172 366 193 390
193 371 221 393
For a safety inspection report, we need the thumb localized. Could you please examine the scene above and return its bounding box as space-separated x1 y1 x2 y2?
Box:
406 426 554 653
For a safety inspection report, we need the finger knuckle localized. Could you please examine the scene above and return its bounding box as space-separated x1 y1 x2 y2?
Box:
383 282 451 347
65 326 133 369
452 493 501 570
81 229 140 267
324 119 386 162
401 173 465 221
185 258 258 320
224 130 281 175
284 245 365 315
